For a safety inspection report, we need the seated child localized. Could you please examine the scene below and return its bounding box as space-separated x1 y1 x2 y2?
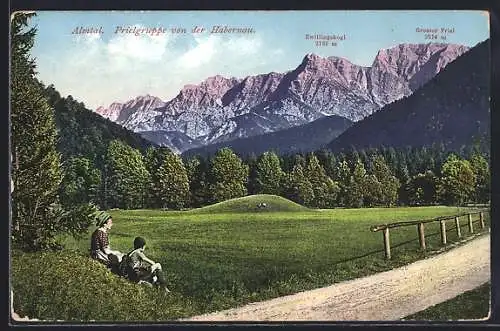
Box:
122 237 171 293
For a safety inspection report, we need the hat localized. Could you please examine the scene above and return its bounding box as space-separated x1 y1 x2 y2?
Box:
95 210 111 227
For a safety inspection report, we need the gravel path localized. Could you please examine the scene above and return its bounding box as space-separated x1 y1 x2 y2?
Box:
183 234 490 321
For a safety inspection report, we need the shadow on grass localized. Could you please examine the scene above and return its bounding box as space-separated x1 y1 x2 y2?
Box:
329 220 488 266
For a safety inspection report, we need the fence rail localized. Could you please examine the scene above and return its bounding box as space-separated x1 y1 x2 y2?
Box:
370 209 489 259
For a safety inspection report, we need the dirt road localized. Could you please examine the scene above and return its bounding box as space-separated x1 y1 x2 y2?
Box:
183 234 490 321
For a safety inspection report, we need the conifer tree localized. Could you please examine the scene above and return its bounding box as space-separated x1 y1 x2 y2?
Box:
335 160 351 206
255 151 285 195
405 170 437 205
345 159 366 208
370 155 400 206
11 13 94 250
144 146 172 208
207 148 249 203
283 164 314 206
315 149 337 179
185 155 210 207
246 153 259 195
104 140 150 209
60 157 101 206
156 151 190 209
305 154 339 208
469 152 490 203
437 154 476 206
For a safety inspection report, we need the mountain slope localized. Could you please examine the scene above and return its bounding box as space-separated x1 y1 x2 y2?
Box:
183 115 353 157
138 130 203 154
45 85 157 165
328 40 490 152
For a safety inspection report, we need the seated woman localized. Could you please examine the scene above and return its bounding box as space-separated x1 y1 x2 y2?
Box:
90 211 123 271
123 236 170 293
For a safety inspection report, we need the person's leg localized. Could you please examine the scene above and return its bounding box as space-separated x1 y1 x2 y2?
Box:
108 254 121 274
93 251 110 266
153 269 170 292
133 265 171 292
154 269 166 285
136 268 154 283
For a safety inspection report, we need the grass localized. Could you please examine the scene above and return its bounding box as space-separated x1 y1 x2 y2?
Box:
11 195 490 322
11 250 197 321
403 282 490 321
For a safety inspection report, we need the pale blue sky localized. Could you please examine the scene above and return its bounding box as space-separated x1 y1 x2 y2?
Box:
28 10 489 109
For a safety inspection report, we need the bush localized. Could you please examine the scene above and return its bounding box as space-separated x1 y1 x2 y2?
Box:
11 250 195 321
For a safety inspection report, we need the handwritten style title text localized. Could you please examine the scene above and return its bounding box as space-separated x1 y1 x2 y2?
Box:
71 25 256 36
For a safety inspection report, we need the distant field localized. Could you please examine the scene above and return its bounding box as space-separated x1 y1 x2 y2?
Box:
13 196 490 321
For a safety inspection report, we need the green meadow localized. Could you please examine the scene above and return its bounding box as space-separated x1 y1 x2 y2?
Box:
11 195 490 322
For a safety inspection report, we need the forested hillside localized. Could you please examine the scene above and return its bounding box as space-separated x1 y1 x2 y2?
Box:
45 85 156 168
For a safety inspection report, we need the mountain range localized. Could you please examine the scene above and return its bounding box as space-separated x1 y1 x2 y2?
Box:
95 43 470 154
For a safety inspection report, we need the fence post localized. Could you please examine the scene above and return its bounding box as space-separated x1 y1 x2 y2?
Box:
383 227 391 260
479 212 485 229
417 223 426 250
440 220 447 245
468 214 474 233
455 216 461 238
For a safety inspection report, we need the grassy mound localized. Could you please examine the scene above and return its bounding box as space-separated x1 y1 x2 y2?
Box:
104 195 309 220
193 194 309 214
11 250 196 321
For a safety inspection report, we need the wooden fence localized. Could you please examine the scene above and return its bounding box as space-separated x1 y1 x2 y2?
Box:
370 210 489 259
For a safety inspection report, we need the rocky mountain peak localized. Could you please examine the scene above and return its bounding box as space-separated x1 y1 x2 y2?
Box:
299 53 333 72
373 43 468 68
178 75 240 100
222 71 286 109
95 102 124 121
109 102 124 110
124 95 166 111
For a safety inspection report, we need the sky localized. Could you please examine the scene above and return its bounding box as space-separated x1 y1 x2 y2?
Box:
27 10 489 110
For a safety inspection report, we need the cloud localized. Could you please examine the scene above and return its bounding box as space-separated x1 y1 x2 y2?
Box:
169 36 268 92
35 29 276 109
74 33 102 44
177 35 218 69
176 34 263 69
225 36 262 55
106 25 172 62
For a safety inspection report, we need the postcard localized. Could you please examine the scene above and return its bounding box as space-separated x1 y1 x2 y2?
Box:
10 10 491 324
